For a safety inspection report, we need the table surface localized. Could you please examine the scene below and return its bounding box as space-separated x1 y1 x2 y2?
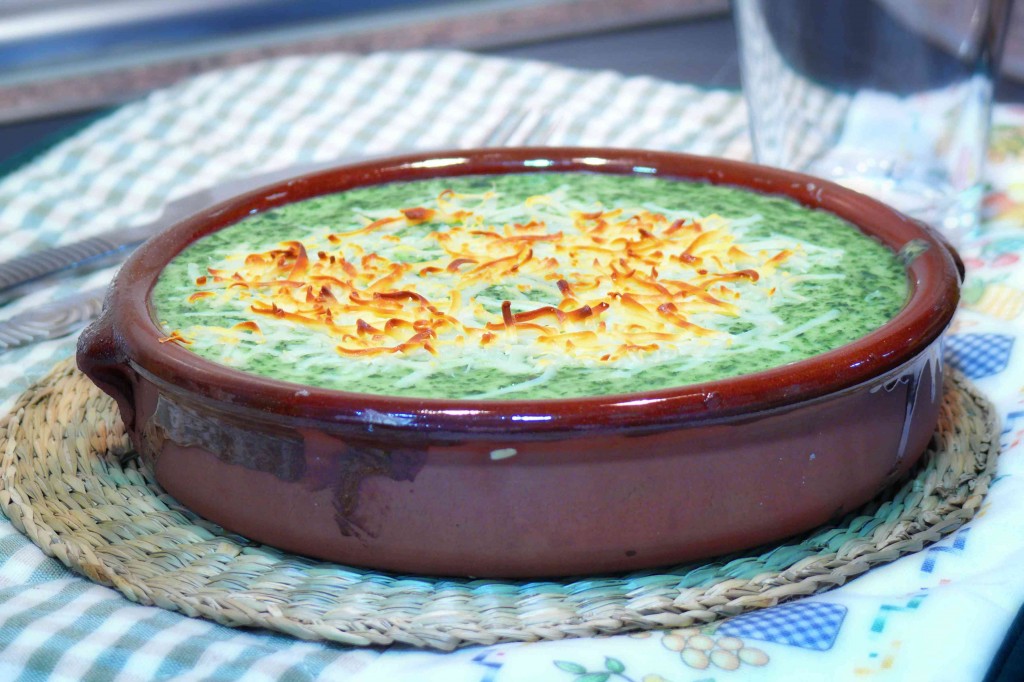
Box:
0 8 1022 682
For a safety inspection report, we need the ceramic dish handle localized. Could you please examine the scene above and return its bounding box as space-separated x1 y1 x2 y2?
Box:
76 298 138 434
912 219 966 284
941 236 966 284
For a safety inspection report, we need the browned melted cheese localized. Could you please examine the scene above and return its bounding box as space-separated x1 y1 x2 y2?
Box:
168 190 798 366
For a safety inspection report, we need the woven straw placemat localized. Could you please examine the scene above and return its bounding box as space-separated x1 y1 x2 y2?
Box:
0 358 999 650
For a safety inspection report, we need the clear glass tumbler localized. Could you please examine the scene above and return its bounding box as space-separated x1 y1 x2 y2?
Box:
734 0 1014 246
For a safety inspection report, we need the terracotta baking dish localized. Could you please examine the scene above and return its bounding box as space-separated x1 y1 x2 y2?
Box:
77 148 962 578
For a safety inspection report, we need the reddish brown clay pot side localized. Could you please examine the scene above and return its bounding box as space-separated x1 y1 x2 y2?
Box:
78 148 960 577
131 345 941 577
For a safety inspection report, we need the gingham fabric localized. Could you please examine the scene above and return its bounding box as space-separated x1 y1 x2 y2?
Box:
945 333 1015 379
717 602 848 651
1 50 1023 681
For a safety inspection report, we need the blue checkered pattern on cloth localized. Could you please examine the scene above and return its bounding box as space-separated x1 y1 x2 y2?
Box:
945 333 1014 379
717 601 847 651
921 528 971 573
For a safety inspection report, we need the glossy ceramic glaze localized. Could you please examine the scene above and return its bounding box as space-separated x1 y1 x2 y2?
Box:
77 148 962 577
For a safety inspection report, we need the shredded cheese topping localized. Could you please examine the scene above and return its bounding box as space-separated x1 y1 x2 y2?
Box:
163 188 837 358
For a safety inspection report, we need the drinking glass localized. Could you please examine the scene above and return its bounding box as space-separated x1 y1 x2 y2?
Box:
734 0 1014 246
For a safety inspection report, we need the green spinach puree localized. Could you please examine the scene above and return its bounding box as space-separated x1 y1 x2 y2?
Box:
151 172 908 399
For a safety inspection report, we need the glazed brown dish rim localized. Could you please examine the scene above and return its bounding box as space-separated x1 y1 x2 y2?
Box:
112 147 960 433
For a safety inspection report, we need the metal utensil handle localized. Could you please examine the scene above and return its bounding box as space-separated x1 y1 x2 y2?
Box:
0 287 106 351
0 236 133 295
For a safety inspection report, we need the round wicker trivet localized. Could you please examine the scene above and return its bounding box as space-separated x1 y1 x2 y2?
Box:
0 359 999 650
